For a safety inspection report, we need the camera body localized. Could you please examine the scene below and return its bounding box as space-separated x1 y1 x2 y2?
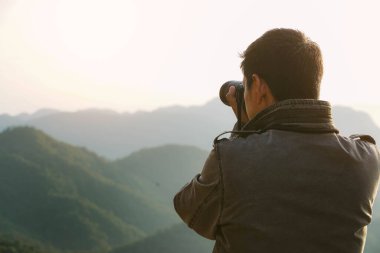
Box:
219 80 246 130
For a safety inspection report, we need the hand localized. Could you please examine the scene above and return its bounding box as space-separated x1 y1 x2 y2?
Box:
225 86 249 125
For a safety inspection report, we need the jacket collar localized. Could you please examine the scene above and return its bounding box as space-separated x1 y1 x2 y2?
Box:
242 99 339 134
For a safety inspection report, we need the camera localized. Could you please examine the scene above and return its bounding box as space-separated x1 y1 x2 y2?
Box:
219 80 244 107
219 80 246 130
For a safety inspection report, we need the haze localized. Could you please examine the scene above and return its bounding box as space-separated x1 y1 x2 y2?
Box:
1 0 380 124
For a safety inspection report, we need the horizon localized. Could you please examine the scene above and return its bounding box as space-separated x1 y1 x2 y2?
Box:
2 98 380 129
1 0 380 121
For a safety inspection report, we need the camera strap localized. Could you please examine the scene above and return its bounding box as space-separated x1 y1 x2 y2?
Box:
213 130 264 145
213 125 339 146
236 89 244 130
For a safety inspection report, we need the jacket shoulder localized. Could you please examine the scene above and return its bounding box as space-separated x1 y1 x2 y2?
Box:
349 134 377 145
213 130 263 147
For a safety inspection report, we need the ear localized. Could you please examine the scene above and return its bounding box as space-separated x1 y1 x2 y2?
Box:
252 74 276 104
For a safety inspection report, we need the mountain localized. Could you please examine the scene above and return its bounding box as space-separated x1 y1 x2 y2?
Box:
106 145 209 206
110 223 213 253
0 114 22 128
0 234 59 253
1 99 380 159
0 127 189 252
332 106 380 140
0 109 60 127
1 102 380 252
0 126 379 253
15 109 61 121
0 99 232 158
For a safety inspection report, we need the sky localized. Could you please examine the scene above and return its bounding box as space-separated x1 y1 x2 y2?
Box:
1 0 380 123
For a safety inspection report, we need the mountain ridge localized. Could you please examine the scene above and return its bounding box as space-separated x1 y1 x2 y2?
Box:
0 125 379 253
0 127 205 251
2 98 380 159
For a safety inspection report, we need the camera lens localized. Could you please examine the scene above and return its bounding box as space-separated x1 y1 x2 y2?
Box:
219 80 243 106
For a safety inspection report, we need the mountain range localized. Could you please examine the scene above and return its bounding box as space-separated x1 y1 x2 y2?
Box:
0 127 213 252
0 126 379 253
1 99 380 253
1 98 379 159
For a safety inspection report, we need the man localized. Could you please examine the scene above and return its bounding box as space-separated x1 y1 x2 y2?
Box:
173 28 380 253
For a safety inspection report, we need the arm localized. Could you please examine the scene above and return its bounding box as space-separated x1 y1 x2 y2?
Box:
173 84 242 239
173 148 221 240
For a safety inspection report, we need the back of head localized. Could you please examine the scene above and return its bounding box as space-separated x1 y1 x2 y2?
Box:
241 28 323 101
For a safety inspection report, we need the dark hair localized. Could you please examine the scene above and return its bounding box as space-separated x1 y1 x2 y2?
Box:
240 28 323 100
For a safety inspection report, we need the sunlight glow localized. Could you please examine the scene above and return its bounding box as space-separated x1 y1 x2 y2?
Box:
1 0 380 123
54 0 137 60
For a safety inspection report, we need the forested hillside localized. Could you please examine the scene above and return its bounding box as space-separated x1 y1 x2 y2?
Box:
0 126 379 253
111 224 213 253
0 127 208 252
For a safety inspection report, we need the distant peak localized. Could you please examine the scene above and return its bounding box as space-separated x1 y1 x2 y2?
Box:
75 108 119 114
16 108 60 121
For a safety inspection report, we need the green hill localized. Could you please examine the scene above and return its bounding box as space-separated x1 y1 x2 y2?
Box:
1 126 379 253
0 234 60 253
110 223 213 253
107 144 209 206
0 127 180 252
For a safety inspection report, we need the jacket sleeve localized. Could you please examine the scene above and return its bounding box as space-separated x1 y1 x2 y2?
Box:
173 148 221 240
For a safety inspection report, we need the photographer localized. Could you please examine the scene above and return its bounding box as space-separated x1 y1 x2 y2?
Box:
173 28 380 253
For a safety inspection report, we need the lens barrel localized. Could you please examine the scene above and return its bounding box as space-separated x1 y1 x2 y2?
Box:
219 80 244 106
